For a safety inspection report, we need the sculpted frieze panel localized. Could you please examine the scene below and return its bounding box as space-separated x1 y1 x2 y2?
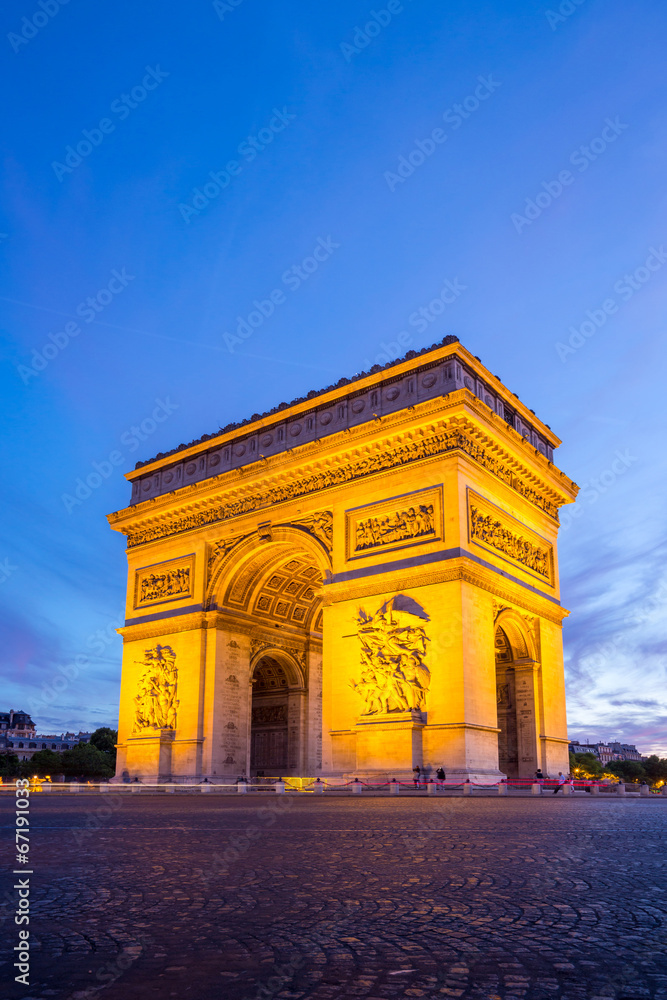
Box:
350 595 430 715
346 487 441 560
134 555 194 608
252 705 288 726
468 490 554 585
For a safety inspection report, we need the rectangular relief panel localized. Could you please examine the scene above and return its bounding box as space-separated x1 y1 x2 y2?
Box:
133 554 195 609
467 489 554 586
345 486 443 561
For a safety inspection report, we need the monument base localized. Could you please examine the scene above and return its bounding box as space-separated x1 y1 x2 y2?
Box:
116 728 175 783
353 709 425 775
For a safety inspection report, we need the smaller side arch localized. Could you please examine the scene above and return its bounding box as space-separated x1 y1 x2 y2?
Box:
249 649 307 775
494 608 541 779
494 608 537 662
250 645 306 690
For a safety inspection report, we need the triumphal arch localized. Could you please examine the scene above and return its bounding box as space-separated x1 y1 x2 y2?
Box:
108 336 578 782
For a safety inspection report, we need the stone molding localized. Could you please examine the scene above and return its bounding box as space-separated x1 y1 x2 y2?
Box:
321 558 568 624
110 402 575 549
425 722 502 734
250 637 307 671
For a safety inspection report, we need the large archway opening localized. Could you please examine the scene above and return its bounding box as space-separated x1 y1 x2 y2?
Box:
250 656 290 774
495 615 540 779
495 626 518 777
207 528 329 778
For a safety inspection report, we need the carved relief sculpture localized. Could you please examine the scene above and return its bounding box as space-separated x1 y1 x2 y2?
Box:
355 503 435 552
252 705 289 725
251 639 306 671
207 535 249 576
139 567 190 603
292 511 333 552
125 419 560 547
470 506 550 578
350 595 431 714
467 492 553 584
133 644 179 731
135 556 194 608
347 488 442 560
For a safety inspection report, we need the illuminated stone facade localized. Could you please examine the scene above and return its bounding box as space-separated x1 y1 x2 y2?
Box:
109 338 577 782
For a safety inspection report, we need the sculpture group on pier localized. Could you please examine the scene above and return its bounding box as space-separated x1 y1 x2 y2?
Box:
133 644 179 731
351 595 431 714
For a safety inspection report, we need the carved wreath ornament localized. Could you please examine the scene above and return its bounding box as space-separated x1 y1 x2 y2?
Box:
133 644 179 731
350 595 431 715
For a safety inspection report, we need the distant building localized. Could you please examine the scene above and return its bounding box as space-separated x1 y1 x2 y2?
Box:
595 743 614 765
609 742 643 761
0 710 36 736
569 740 643 764
0 733 84 762
0 716 99 763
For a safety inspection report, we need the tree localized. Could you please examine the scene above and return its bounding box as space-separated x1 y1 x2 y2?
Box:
27 749 64 776
571 752 603 778
0 753 20 778
89 727 117 764
641 755 667 785
606 760 646 783
60 742 114 779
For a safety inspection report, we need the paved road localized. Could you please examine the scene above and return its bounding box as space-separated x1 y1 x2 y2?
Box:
2 796 667 1000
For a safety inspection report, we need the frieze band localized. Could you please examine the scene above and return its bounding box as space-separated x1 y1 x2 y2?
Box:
467 490 553 585
355 504 435 551
125 420 560 548
347 487 441 560
134 555 195 608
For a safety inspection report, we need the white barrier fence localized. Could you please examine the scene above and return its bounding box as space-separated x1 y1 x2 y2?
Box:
2 779 665 796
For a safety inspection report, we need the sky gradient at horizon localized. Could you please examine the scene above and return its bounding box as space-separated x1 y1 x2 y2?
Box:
1 0 666 752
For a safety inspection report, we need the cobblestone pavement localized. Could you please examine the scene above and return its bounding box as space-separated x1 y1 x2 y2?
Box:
2 796 667 1000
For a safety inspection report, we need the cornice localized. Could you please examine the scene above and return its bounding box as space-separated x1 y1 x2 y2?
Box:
321 557 568 624
113 391 573 528
118 607 324 644
108 400 577 550
118 612 209 643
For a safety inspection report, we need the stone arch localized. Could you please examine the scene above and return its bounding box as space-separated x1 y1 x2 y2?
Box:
494 608 536 662
206 525 328 777
206 523 331 625
249 648 308 776
494 608 540 779
249 644 306 689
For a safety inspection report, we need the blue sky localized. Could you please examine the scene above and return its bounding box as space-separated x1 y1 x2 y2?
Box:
1 0 666 751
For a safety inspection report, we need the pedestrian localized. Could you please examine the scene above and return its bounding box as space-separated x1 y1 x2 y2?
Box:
436 766 446 789
535 768 544 782
412 765 421 787
553 772 567 794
